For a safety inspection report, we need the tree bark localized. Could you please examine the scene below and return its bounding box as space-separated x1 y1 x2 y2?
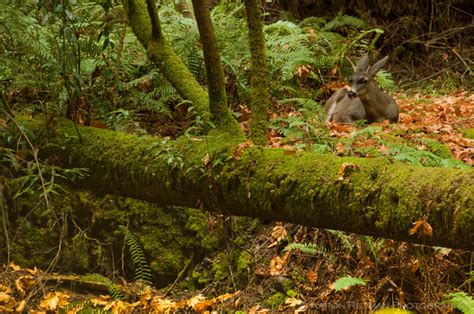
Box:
244 0 271 145
123 0 209 115
191 0 240 132
33 119 474 250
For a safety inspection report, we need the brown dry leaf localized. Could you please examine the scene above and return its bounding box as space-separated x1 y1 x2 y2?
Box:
271 224 287 241
269 252 290 275
306 270 317 283
215 291 239 302
286 297 303 307
202 153 210 166
90 295 112 307
0 284 12 294
9 261 21 271
335 142 345 154
151 296 176 312
409 219 433 237
187 294 206 309
337 162 358 181
24 267 38 275
0 291 16 311
15 275 36 298
233 140 254 159
139 290 153 307
16 299 27 312
193 299 214 313
283 149 296 155
38 291 70 311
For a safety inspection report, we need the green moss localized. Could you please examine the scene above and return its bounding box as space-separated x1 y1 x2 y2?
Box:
266 292 287 309
245 0 270 145
462 128 474 139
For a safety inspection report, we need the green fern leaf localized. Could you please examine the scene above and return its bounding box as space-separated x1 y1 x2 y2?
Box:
120 226 153 285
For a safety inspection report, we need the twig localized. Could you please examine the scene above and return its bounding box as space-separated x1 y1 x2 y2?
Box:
0 181 10 264
163 257 192 297
1 109 51 209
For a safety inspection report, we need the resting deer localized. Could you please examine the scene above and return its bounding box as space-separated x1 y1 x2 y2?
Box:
325 54 399 123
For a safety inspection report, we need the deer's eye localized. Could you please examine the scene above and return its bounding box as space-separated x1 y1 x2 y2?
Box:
358 78 367 84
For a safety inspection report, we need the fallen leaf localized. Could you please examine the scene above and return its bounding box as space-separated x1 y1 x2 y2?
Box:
233 140 254 159
15 275 36 298
9 261 21 271
0 292 15 311
409 219 433 237
337 162 358 181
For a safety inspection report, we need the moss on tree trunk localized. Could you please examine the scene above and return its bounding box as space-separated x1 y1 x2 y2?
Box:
191 0 240 132
244 0 271 146
123 0 209 115
28 119 474 250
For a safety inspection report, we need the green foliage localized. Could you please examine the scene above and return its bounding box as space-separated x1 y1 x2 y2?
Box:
442 292 474 314
266 292 287 309
333 276 367 292
283 242 337 263
345 126 468 169
375 70 397 91
120 226 153 285
420 138 453 159
81 273 127 301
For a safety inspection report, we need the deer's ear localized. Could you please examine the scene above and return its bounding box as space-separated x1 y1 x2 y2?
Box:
367 56 389 77
354 54 369 73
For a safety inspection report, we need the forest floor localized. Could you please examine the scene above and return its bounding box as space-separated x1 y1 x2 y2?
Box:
1 91 473 313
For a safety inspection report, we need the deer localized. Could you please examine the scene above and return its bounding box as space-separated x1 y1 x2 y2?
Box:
325 54 399 123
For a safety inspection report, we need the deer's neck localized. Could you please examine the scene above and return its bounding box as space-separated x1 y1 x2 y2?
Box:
358 81 379 104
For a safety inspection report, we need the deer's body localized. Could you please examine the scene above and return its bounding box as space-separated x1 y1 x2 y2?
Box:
325 54 399 123
325 88 366 123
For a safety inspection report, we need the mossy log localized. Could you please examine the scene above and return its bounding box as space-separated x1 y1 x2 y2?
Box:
35 119 473 250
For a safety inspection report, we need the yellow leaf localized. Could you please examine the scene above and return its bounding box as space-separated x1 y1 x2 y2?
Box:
15 275 36 298
38 291 70 311
0 292 16 311
9 261 21 271
39 292 59 311
187 294 206 309
16 299 26 312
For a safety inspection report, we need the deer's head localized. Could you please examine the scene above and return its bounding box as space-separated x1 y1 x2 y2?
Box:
348 54 388 98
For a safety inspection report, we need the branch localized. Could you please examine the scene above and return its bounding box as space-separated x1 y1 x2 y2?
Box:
30 119 474 250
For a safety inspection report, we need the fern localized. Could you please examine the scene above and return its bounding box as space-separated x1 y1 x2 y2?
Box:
375 70 397 91
81 273 127 300
420 138 453 159
442 292 474 314
328 230 354 252
121 226 153 285
322 15 368 31
283 242 337 263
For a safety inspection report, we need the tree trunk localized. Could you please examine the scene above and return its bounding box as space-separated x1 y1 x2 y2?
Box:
244 0 271 145
123 0 209 115
191 0 240 132
33 119 474 250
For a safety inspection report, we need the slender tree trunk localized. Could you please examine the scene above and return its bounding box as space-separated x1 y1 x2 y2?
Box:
123 0 209 115
191 0 240 132
244 0 271 145
31 119 474 250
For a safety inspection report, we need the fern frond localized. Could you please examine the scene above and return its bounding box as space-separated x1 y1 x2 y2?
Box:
120 226 153 285
81 273 127 300
322 15 368 31
283 242 337 263
443 292 474 314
